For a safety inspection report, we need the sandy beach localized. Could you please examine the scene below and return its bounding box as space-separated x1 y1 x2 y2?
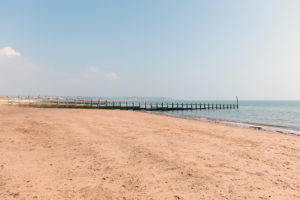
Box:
0 106 299 200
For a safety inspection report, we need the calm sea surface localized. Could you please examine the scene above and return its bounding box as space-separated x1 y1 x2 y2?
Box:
164 100 300 135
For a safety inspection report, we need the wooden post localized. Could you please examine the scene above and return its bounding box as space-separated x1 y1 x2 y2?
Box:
172 102 174 109
162 102 163 110
151 103 153 110
236 96 239 109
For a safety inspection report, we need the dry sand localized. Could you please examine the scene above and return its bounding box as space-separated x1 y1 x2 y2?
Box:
0 106 299 200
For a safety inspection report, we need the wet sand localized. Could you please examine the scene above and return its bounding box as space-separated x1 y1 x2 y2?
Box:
0 106 299 199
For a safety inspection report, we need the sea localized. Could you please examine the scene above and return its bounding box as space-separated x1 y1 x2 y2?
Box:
161 100 300 136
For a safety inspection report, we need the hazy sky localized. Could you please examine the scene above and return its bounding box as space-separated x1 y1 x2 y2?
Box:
0 0 299 100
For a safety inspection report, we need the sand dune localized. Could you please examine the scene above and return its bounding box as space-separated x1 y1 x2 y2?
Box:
0 106 299 199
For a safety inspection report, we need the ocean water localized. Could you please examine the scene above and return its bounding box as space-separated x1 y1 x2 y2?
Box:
164 100 300 135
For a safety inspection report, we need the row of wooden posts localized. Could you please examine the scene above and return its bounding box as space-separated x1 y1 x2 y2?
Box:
45 98 239 111
6 96 239 111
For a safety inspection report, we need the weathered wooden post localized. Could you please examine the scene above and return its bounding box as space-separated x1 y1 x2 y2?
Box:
236 96 239 109
151 103 153 110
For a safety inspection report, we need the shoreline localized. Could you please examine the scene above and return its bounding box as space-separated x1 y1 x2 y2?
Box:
149 111 300 136
2 103 299 136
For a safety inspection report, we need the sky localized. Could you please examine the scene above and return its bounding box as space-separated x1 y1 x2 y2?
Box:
0 0 299 100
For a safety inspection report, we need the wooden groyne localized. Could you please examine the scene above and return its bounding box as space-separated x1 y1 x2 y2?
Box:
3 96 239 111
